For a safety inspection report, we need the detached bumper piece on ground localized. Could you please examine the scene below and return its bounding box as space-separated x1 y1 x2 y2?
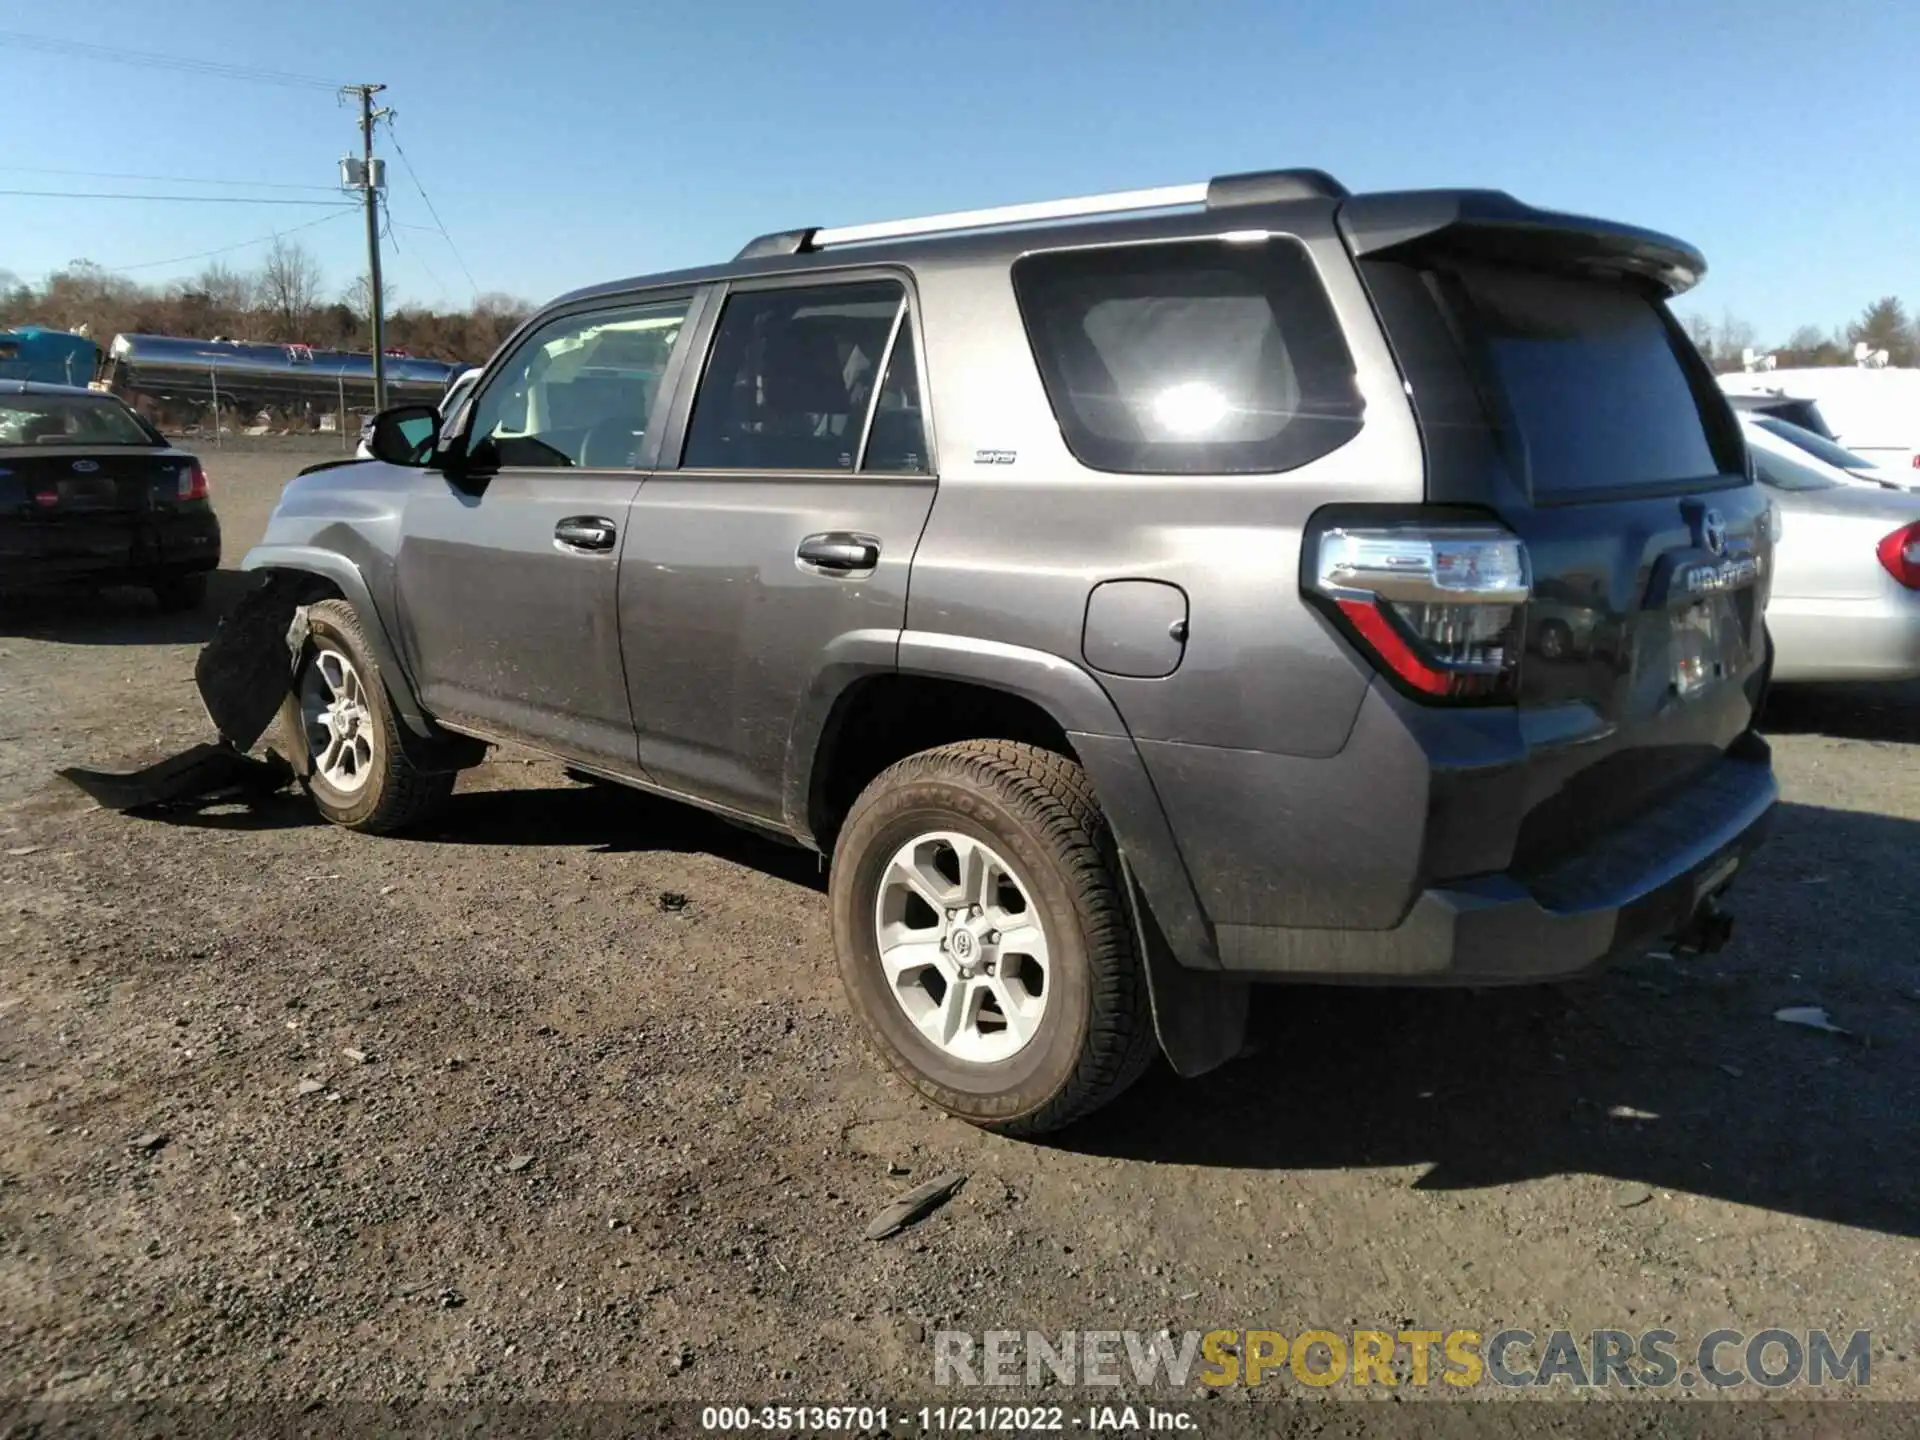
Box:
56 573 310 813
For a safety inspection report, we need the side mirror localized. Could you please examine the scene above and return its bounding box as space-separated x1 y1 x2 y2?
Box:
368 404 440 467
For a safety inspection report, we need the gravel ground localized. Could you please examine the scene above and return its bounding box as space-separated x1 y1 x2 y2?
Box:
2 445 1917 1414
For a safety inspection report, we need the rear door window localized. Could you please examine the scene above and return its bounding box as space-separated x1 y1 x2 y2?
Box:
682 280 912 473
1012 238 1364 475
1445 264 1726 497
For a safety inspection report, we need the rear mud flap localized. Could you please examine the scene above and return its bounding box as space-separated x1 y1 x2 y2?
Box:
58 573 311 812
58 744 294 812
1120 853 1249 1079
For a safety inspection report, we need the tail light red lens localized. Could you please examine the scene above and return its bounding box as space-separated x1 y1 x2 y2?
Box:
1310 523 1531 702
1877 520 1920 590
177 462 209 501
33 486 58 508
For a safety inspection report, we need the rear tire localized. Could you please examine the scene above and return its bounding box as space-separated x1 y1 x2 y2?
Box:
277 598 454 833
151 572 208 613
829 740 1156 1136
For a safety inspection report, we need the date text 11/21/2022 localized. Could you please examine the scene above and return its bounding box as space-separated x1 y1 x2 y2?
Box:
699 1405 1197 1432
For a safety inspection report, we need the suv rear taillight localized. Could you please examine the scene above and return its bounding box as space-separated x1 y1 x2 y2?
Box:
1310 523 1531 702
178 462 209 501
1877 520 1920 589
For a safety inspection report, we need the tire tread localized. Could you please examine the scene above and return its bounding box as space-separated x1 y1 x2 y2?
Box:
838 739 1156 1136
285 599 454 834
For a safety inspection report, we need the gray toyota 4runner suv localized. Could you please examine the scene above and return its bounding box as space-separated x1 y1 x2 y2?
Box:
248 168 1778 1135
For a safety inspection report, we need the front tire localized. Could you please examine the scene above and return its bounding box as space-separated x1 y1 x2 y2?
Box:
277 598 454 833
829 741 1156 1136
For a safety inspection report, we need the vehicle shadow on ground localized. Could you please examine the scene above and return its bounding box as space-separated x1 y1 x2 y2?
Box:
0 568 250 646
145 792 325 832
406 782 827 891
1763 681 1920 745
1059 798 1920 1239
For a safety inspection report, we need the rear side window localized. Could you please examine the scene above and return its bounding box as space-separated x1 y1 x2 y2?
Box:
1012 238 1364 475
683 280 921 473
1446 264 1723 496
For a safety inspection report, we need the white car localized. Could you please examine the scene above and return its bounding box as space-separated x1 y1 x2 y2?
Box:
1721 368 1920 477
1740 413 1907 491
355 365 481 458
1746 414 1906 488
1748 426 1920 683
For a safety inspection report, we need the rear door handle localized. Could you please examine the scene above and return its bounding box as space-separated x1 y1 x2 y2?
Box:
554 516 618 552
796 532 881 573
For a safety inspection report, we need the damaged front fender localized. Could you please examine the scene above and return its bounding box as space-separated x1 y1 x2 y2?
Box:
193 570 317 751
239 545 433 737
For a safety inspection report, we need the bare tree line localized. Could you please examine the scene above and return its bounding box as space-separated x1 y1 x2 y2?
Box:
6 244 1914 379
1681 297 1919 371
0 239 530 366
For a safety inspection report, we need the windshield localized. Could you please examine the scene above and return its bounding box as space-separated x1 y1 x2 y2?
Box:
1448 263 1722 496
1753 415 1875 472
0 393 159 447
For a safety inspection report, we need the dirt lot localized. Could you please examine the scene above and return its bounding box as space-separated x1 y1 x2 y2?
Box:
2 444 1917 1416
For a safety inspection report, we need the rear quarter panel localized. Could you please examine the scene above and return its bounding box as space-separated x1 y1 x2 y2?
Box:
903 222 1423 760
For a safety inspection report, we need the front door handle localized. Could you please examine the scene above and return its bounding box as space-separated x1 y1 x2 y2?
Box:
554 516 618 552
796 532 881 573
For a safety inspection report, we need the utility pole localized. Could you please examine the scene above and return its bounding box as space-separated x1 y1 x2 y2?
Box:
342 83 389 409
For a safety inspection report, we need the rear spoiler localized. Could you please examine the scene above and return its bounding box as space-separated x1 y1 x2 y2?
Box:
1336 189 1706 297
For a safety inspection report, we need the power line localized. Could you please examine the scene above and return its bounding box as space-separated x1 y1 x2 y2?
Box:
0 189 348 205
383 121 479 296
0 164 340 193
110 207 362 273
381 193 449 304
0 29 340 89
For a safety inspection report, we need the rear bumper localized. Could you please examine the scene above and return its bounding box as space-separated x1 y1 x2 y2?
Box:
1768 596 1920 684
1133 667 1775 983
1211 744 1775 982
0 512 221 588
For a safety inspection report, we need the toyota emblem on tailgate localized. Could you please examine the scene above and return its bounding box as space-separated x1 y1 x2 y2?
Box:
1701 508 1727 554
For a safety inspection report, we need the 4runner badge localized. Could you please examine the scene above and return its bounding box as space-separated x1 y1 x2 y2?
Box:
973 449 1017 465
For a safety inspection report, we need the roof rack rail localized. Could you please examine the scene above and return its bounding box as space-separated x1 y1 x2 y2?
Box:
734 167 1348 260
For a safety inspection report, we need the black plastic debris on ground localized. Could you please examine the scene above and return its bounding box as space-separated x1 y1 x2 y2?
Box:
59 745 294 813
57 573 311 814
865 1172 967 1240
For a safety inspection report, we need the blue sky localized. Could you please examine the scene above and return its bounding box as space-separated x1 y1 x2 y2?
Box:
3 0 1913 342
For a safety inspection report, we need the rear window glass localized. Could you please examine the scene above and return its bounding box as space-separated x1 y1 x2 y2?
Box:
1751 444 1841 493
0 393 158 447
1758 398 1834 439
1448 264 1721 495
1752 415 1873 472
1013 238 1364 475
